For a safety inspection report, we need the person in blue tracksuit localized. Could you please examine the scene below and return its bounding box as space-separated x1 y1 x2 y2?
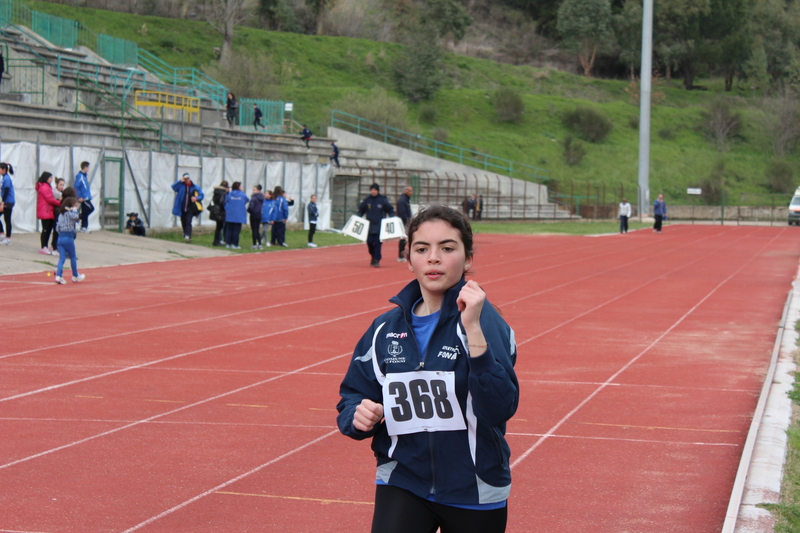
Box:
271 185 294 247
337 205 518 533
224 181 248 249
74 161 94 233
171 172 204 242
260 190 275 247
358 183 395 268
0 162 15 244
653 193 667 233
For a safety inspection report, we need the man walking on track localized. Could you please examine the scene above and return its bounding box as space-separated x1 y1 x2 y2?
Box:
396 185 413 263
357 183 394 268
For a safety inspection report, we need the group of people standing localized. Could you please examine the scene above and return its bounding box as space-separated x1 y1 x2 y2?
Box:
463 194 483 221
204 180 318 250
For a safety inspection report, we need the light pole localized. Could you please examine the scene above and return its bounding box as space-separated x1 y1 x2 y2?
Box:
637 0 653 220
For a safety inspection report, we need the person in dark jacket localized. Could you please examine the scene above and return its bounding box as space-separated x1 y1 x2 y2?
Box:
248 184 266 249
307 194 319 247
300 125 312 149
396 185 413 263
74 161 94 233
125 212 146 236
226 92 238 129
253 104 263 131
330 141 340 169
357 183 395 268
211 180 229 246
653 194 667 233
171 172 204 242
271 185 294 247
337 205 518 533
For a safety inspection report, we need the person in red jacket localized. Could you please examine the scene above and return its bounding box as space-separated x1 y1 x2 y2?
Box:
36 172 60 255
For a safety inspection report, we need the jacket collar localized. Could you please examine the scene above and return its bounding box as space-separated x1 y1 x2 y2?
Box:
390 277 467 321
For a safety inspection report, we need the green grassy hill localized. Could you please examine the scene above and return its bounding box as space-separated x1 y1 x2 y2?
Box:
31 1 799 203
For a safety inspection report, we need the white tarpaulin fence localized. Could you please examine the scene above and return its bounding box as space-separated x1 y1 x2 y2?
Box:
0 142 334 234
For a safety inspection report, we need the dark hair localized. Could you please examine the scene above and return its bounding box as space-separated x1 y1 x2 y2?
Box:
254 184 262 191
59 196 78 214
273 185 284 197
37 171 53 184
55 177 65 186
0 162 14 175
219 180 229 188
405 205 474 259
231 181 241 190
80 161 89 170
61 186 77 200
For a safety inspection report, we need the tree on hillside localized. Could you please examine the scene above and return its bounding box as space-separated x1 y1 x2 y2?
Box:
744 0 800 92
613 0 641 78
556 0 612 77
393 23 445 102
306 0 336 35
205 0 253 64
653 0 710 90
422 0 473 44
258 0 301 32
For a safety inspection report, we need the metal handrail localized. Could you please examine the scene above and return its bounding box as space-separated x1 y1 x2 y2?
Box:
330 110 550 184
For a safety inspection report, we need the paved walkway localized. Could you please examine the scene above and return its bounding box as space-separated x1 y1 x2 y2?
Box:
0 231 231 276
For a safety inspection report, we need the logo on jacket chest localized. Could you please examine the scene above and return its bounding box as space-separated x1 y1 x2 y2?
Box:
437 345 461 360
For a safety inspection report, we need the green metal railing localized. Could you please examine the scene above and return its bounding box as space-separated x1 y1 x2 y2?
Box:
138 49 227 106
6 57 44 104
239 98 285 133
330 110 550 184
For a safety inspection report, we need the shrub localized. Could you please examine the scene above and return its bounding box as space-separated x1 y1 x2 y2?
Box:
419 104 437 124
562 106 613 143
330 87 412 131
562 135 586 166
628 116 639 129
433 128 449 143
700 97 742 152
493 87 525 124
393 24 444 102
765 160 794 194
698 160 726 205
658 128 675 140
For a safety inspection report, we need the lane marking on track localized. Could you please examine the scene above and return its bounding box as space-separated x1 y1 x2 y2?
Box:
0 352 350 471
226 403 269 408
214 491 372 505
507 432 740 447
566 421 740 433
143 399 186 404
119 430 339 533
510 228 786 469
0 305 387 402
0 416 334 430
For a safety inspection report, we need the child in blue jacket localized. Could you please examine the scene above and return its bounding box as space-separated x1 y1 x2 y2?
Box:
0 162 15 244
224 181 248 249
337 205 518 533
260 190 275 247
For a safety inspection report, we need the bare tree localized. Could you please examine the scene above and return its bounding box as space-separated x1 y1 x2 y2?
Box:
760 93 800 157
203 0 253 64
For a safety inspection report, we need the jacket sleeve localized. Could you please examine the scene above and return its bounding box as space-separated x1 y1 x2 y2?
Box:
43 186 61 207
465 308 519 427
193 186 204 201
384 198 395 217
172 181 181 193
336 322 385 440
357 199 367 217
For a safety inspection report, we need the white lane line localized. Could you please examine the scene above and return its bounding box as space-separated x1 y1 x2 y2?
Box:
119 429 339 533
510 229 783 469
507 432 740 447
0 352 349 471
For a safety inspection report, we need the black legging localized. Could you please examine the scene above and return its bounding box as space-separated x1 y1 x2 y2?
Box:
40 218 55 249
250 213 262 245
371 485 507 533
308 222 316 243
0 202 14 237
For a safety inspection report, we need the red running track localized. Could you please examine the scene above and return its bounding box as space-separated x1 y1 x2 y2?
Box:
1 224 798 533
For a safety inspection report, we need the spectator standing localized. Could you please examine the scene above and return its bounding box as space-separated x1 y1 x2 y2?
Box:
36 172 60 255
330 141 340 169
248 184 266 249
226 92 238 129
618 198 632 234
54 197 85 284
337 205 518 533
307 194 319 247
253 104 263 131
0 162 15 245
126 212 146 236
224 181 248 249
466 194 476 219
50 178 66 252
261 190 275 247
475 194 483 221
74 161 94 233
396 185 413 262
271 186 294 247
210 180 229 246
300 125 312 150
171 172 204 242
357 183 394 268
653 194 667 234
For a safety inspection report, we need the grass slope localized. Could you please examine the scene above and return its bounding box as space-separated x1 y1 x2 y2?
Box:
30 1 799 203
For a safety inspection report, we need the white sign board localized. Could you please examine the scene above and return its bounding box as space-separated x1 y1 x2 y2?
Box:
380 217 405 241
687 188 702 195
284 102 294 112
342 215 369 242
